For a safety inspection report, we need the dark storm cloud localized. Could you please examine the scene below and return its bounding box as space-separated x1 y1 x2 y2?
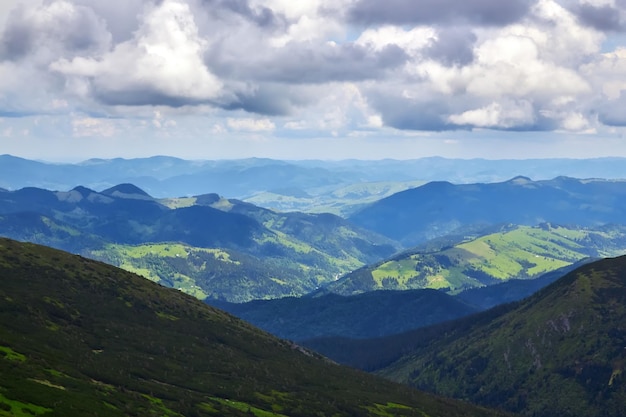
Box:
221 84 312 116
347 0 533 26
93 86 206 108
367 91 456 131
424 28 477 66
0 3 110 61
73 0 144 43
368 89 559 132
199 0 286 28
0 17 32 60
598 93 626 126
574 4 625 32
209 43 408 84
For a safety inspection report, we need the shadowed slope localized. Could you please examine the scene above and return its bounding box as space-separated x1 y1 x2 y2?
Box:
0 238 508 417
377 255 626 417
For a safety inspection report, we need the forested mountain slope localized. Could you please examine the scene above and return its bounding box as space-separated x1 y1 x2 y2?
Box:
0 238 508 417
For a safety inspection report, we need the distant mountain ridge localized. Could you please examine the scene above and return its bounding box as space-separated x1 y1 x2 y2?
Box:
4 154 626 212
349 176 626 245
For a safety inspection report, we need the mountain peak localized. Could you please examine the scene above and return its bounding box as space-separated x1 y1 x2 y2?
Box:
101 183 153 200
507 175 533 184
71 185 97 196
55 185 102 203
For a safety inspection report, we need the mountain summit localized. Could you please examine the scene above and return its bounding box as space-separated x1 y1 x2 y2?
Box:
101 183 154 200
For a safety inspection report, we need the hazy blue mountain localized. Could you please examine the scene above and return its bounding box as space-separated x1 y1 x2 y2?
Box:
349 176 626 245
4 154 626 205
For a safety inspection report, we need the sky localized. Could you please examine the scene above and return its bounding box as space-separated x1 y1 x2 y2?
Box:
1 0 626 161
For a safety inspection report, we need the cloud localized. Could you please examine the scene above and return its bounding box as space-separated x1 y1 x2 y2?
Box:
220 83 313 116
424 27 478 66
348 0 534 26
0 0 111 62
72 117 117 137
0 0 625 150
227 117 275 131
448 100 537 129
366 88 456 131
199 0 286 28
572 3 626 32
597 93 626 126
210 41 408 84
582 46 626 99
359 0 601 132
50 0 223 106
72 0 145 43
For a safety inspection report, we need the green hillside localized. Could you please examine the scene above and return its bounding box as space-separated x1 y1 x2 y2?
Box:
377 255 626 417
0 186 398 302
324 224 626 295
0 238 508 417
88 241 333 302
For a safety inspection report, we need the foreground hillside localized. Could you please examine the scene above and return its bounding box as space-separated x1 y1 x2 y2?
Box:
0 238 507 417
375 255 626 417
325 224 626 295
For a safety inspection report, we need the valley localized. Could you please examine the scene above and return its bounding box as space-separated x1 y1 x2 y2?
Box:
374 255 626 417
5 0 626 415
3 162 626 304
2 155 626 417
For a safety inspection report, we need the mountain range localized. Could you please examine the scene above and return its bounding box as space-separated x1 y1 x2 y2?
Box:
4 154 626 213
0 184 397 301
2 236 616 416
4 175 626 302
3 154 626 417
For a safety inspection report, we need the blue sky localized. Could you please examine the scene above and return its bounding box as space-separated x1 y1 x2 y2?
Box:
1 0 626 161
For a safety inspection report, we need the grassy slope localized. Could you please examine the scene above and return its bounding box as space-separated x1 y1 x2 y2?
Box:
0 238 509 417
325 224 626 295
87 228 370 302
378 255 626 417
0 188 399 302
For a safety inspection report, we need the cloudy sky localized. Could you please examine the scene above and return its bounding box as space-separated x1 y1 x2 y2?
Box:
1 0 626 161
